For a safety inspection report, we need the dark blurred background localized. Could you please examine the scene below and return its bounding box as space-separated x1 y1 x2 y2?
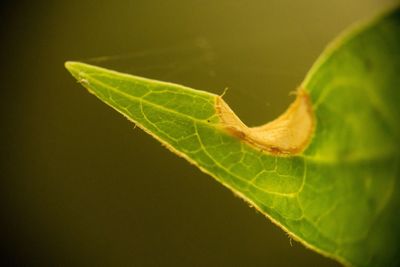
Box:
1 0 396 266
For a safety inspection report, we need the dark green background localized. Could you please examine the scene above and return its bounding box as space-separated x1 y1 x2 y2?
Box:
1 0 395 266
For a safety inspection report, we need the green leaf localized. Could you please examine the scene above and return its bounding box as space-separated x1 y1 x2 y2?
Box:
65 8 400 267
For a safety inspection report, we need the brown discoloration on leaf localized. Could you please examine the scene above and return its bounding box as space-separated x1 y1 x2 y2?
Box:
216 88 314 155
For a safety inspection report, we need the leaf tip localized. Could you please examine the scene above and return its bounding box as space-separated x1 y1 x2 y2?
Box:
64 60 78 71
65 61 82 79
65 61 93 87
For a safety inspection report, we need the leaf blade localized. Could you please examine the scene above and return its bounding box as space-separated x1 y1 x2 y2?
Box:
65 7 400 267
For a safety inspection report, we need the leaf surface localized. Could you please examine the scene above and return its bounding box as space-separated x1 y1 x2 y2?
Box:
65 8 400 267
